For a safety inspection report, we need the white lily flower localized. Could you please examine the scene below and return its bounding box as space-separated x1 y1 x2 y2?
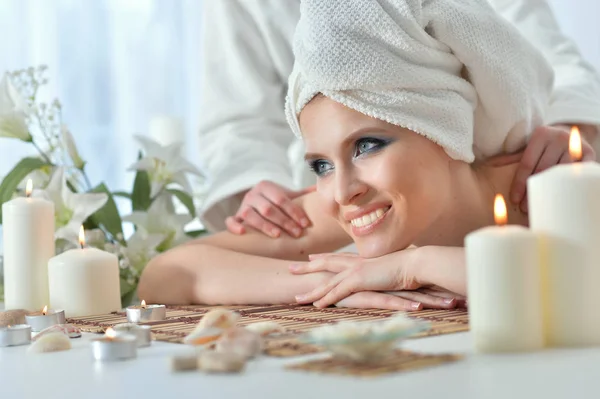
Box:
42 167 108 244
18 167 51 190
123 193 192 250
128 135 202 197
61 125 85 170
121 230 165 272
0 74 32 141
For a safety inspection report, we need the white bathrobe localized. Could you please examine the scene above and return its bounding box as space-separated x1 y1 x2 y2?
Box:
198 0 600 232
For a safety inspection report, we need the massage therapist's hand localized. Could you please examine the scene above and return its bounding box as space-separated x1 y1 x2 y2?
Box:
289 251 462 311
510 124 596 213
226 181 316 238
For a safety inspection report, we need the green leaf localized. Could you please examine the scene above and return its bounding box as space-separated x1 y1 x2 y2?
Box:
167 189 196 218
185 229 207 238
132 170 151 211
112 191 132 200
119 277 137 308
0 157 51 224
89 183 124 240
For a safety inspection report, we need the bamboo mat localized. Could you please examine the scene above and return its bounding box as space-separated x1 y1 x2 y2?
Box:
286 350 463 377
67 305 469 357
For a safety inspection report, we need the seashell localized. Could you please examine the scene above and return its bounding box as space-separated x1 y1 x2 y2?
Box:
0 309 27 327
183 327 223 346
170 354 199 372
215 327 263 359
33 324 81 340
28 332 71 354
198 351 246 373
196 309 240 331
303 316 428 363
245 321 286 336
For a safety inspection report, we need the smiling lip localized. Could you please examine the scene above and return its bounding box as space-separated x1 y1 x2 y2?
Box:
343 203 392 237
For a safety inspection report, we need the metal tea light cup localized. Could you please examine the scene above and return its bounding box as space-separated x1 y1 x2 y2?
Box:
91 332 137 361
113 324 152 347
25 309 66 332
0 325 32 347
126 304 166 323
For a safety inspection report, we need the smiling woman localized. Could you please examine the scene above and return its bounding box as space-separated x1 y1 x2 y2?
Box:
136 0 554 311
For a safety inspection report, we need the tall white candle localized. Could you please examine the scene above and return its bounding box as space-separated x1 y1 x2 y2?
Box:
465 195 544 353
48 227 121 317
149 115 184 147
2 180 54 310
528 126 600 347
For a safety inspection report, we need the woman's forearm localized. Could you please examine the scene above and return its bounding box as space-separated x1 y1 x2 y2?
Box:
414 246 467 296
138 244 328 305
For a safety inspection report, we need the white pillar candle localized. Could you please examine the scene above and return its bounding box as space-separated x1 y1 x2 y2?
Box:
465 195 544 353
2 180 54 310
527 127 600 347
48 227 121 317
149 115 184 147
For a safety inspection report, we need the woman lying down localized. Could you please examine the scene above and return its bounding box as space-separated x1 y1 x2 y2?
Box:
138 0 582 310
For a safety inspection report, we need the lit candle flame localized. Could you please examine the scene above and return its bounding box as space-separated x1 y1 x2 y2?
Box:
42 305 48 315
25 179 33 198
105 327 116 338
494 194 507 226
569 126 583 162
79 226 86 249
141 300 147 309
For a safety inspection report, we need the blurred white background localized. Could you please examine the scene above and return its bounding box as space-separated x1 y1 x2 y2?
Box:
0 0 598 191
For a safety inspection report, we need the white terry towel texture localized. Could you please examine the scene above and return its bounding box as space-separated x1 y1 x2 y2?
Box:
285 0 554 162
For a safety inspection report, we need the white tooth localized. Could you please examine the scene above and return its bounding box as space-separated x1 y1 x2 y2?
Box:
361 215 371 226
354 218 364 227
376 208 384 218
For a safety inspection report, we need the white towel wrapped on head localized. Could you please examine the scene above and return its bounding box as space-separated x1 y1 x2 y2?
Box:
285 0 554 162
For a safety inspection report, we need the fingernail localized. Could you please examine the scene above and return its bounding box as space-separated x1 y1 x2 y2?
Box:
443 298 455 305
411 302 422 310
295 294 306 302
301 218 310 228
293 228 302 237
270 228 280 238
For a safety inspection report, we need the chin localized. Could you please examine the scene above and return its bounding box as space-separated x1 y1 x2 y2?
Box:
355 236 409 259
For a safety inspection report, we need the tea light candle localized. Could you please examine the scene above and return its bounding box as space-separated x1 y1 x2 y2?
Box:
24 306 66 332
2 179 54 310
91 328 137 361
126 300 166 323
113 323 152 347
48 226 121 317
465 194 544 353
528 126 600 347
0 324 32 347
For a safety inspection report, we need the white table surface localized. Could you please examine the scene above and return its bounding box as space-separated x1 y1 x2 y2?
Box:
1 330 597 399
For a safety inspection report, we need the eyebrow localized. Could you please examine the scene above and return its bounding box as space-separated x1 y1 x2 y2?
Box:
303 126 391 161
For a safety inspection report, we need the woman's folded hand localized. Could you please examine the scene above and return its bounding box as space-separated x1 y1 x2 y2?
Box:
289 250 463 311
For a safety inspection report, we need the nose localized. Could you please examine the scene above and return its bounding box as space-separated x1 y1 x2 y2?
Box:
333 166 368 206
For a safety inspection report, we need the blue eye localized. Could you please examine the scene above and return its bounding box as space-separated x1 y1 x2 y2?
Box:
354 137 389 157
308 159 333 177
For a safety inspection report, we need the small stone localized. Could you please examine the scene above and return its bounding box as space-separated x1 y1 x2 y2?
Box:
0 310 27 327
34 324 81 340
28 332 71 354
198 351 246 373
170 354 199 372
215 327 263 359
